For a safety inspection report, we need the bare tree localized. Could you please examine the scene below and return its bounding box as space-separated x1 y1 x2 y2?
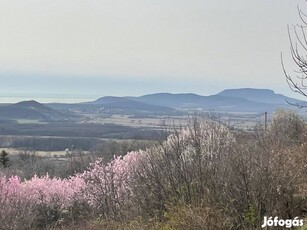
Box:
282 6 307 107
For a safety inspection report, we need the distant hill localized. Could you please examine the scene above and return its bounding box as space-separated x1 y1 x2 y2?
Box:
2 88 306 119
127 93 203 108
217 88 307 106
128 92 273 112
126 89 307 112
0 100 65 121
14 100 53 111
88 96 174 112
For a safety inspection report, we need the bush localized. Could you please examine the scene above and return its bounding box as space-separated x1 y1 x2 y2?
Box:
269 110 306 146
162 205 227 230
0 115 306 229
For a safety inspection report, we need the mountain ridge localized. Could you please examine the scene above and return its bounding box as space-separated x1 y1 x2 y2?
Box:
124 88 299 112
87 96 174 112
0 100 65 121
2 88 306 116
217 88 307 106
52 88 307 113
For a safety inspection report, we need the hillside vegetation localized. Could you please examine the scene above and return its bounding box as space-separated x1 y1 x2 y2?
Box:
0 111 306 229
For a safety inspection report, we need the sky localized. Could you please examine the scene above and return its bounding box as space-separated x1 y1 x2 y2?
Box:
0 0 306 102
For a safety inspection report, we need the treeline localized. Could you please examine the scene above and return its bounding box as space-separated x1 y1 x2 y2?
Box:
0 111 306 229
0 122 161 144
0 139 155 179
0 134 158 152
0 136 101 151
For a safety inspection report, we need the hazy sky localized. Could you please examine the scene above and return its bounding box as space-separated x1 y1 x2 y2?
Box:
0 0 306 101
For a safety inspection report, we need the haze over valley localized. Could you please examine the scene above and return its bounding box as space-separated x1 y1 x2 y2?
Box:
0 87 306 153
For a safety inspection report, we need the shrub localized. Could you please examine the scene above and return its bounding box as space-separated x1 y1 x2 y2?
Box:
269 110 306 146
0 115 306 229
